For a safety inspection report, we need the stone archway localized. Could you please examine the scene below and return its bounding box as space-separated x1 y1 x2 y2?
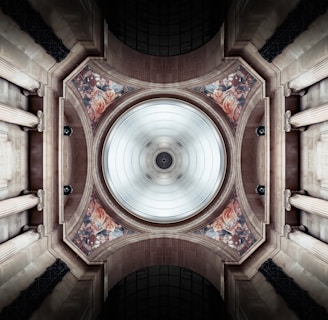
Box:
99 264 230 320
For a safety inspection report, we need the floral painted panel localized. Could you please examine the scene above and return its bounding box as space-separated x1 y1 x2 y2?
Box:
72 193 135 256
194 193 256 256
72 65 135 128
194 65 256 128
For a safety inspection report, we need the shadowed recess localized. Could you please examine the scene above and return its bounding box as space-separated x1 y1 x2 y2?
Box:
0 259 70 320
0 0 70 62
97 0 230 56
258 0 328 62
98 265 230 320
259 259 328 320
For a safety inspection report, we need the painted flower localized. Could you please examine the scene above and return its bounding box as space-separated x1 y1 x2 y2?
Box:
93 96 107 115
221 94 236 118
87 106 96 121
211 216 225 232
91 206 108 232
222 202 237 220
212 89 225 105
232 199 241 215
104 216 117 232
221 202 239 233
105 88 116 104
87 199 96 214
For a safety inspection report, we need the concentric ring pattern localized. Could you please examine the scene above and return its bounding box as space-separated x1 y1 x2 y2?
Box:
102 98 226 223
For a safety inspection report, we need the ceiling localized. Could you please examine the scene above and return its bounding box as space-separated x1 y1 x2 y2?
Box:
97 0 230 56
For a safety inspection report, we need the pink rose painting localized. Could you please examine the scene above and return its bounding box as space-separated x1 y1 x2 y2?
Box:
72 65 135 128
72 193 135 256
195 194 256 255
195 65 256 128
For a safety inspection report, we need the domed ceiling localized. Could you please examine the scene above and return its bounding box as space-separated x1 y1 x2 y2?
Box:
102 98 227 223
59 56 269 263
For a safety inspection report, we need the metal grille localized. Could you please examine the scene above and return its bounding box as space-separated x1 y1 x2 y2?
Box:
259 0 328 63
0 0 70 62
98 0 229 56
99 265 230 320
0 259 70 320
259 259 328 320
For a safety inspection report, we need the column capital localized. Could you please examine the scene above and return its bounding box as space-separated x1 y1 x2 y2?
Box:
22 83 45 97
37 110 44 132
284 224 307 238
37 224 45 237
284 83 292 97
284 189 292 211
284 111 307 133
284 189 308 210
284 111 292 132
22 110 44 132
283 224 292 237
24 224 44 237
284 82 307 97
20 189 44 211
37 189 45 211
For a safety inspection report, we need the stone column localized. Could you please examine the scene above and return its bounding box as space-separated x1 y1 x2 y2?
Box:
288 58 328 92
285 190 328 219
0 193 43 219
0 57 40 92
285 102 328 132
0 226 41 264
286 226 328 264
0 102 44 131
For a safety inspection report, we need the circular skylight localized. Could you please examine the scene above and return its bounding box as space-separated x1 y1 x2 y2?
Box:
102 98 226 223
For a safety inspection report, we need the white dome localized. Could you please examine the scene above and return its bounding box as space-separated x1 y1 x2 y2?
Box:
102 98 226 223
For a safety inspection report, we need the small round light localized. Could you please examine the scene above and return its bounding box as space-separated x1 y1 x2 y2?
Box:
63 126 73 136
63 185 73 195
255 126 265 136
256 185 265 195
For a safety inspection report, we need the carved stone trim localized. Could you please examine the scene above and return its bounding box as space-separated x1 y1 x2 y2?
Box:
284 189 292 211
36 110 44 132
37 189 45 211
284 110 292 132
283 224 292 238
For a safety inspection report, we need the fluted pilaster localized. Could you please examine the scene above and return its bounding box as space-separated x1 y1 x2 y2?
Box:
287 193 328 219
0 228 41 264
288 102 328 128
0 57 40 91
288 229 328 264
0 102 43 131
0 194 40 219
289 58 328 91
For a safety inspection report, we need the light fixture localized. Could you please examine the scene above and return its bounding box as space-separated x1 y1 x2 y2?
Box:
63 126 73 136
256 185 265 195
63 185 73 195
256 125 265 136
102 98 227 223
